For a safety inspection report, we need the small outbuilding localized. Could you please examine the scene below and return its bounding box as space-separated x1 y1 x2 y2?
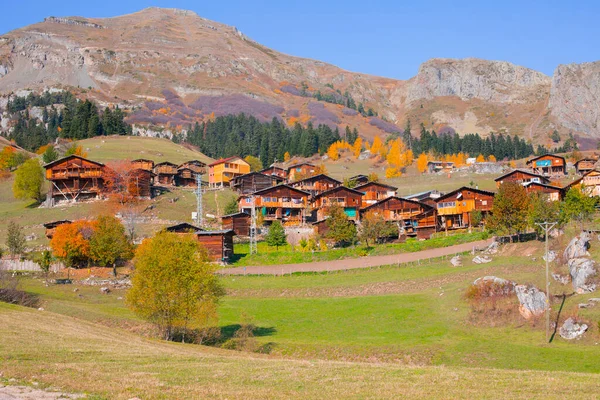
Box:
195 230 235 263
221 212 251 236
43 220 72 239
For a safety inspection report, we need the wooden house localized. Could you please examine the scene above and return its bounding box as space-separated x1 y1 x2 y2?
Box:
127 169 155 198
260 166 288 180
195 230 235 263
348 174 369 186
404 190 443 207
311 186 364 221
153 162 178 185
435 187 495 229
231 172 285 195
526 154 566 176
574 158 597 176
494 169 550 188
355 182 397 207
43 220 72 239
175 167 199 187
164 223 202 233
245 184 310 225
221 212 251 236
312 218 356 237
523 182 564 201
565 170 600 197
208 156 251 188
131 159 155 171
44 155 105 205
427 161 455 174
179 160 207 174
290 174 341 197
360 197 436 238
287 162 316 182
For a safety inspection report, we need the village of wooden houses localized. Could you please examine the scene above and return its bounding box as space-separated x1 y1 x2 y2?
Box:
35 150 598 264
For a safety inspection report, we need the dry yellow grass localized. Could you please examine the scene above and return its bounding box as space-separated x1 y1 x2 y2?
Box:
1 303 599 399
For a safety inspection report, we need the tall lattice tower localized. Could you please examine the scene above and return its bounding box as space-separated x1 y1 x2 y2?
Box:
195 173 204 227
249 196 258 254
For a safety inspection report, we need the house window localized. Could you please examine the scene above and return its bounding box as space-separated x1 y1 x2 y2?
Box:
245 198 252 204
481 200 487 205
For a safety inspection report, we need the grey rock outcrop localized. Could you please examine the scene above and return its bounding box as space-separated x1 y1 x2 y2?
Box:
563 231 591 260
482 241 500 255
515 285 547 319
472 255 492 264
552 273 570 285
568 258 597 293
559 317 588 340
543 250 557 263
450 255 462 267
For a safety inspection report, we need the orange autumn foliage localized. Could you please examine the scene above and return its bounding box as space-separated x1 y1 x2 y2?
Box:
476 154 485 163
385 167 402 178
370 135 384 158
352 137 363 158
416 153 429 173
488 155 497 162
283 152 291 162
50 220 96 266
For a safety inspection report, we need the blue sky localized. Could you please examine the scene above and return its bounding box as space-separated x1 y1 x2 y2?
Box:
1 0 597 79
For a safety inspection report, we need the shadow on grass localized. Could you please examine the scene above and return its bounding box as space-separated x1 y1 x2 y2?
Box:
219 324 277 342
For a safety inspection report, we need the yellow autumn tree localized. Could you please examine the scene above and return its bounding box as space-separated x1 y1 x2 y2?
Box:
416 153 429 173
327 142 340 161
488 155 497 162
456 152 467 167
283 152 291 162
476 154 485 163
386 138 411 169
385 167 402 178
371 136 384 158
352 137 363 158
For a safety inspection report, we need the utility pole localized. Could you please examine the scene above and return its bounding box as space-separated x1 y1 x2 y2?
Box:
536 221 557 343
249 195 258 255
195 173 203 227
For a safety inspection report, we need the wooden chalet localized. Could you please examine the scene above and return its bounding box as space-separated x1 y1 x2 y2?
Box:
348 174 369 186
404 190 443 207
287 162 316 182
565 170 600 197
526 154 566 177
175 167 199 187
312 218 356 237
208 156 251 188
246 184 310 225
221 212 251 236
427 161 455 174
127 168 155 198
290 174 341 197
311 186 364 221
361 197 436 239
523 182 564 201
195 230 235 263
231 172 285 195
574 158 597 176
260 166 288 180
44 155 105 205
435 187 495 229
494 169 550 188
164 223 202 233
131 159 154 171
179 160 207 174
43 220 72 239
355 182 397 207
153 162 178 185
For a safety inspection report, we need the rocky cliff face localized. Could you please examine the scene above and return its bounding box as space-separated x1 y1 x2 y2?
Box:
406 58 551 104
549 62 600 137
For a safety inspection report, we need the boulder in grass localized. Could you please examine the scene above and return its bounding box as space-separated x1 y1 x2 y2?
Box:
472 255 492 264
515 285 547 319
551 273 570 285
568 258 597 294
450 255 462 267
559 317 588 340
543 251 557 263
564 232 591 260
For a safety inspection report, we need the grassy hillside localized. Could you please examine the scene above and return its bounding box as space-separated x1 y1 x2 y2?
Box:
78 136 214 165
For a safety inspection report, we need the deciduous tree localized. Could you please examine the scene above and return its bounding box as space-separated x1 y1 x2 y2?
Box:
487 182 529 237
224 197 239 215
528 192 560 238
50 220 96 268
325 204 357 246
359 211 397 246
416 153 428 173
560 187 596 228
13 158 44 202
89 215 133 276
244 155 263 172
6 221 25 259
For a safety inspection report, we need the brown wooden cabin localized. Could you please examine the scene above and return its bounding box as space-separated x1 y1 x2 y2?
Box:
565 169 600 197
427 161 455 174
164 223 202 233
246 184 310 225
494 169 550 188
175 168 199 187
127 169 155 198
290 174 341 197
404 190 443 208
44 155 105 205
355 182 397 207
231 172 285 195
179 160 207 174
260 166 288 180
526 154 566 177
195 230 235 263
221 212 251 236
348 174 369 186
435 187 495 230
131 159 155 171
361 196 435 238
311 186 363 221
523 182 564 201
312 218 356 237
287 162 316 182
153 162 178 185
574 158 597 176
43 220 72 239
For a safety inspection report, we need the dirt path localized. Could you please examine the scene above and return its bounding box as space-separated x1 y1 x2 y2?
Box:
0 385 83 400
220 239 494 275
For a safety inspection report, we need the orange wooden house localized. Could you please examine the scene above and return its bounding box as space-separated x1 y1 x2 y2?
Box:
127 168 155 198
574 158 597 176
208 156 251 188
355 182 397 207
290 174 341 197
287 162 316 182
239 184 309 225
526 154 566 176
361 197 436 239
131 159 155 171
260 166 288 180
153 162 178 185
435 187 495 229
311 186 364 221
523 182 564 201
494 169 550 188
565 169 600 197
44 155 105 205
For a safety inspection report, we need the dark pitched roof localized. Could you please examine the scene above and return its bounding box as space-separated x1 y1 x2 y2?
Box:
574 158 597 167
252 184 311 196
164 223 203 232
154 161 178 167
526 154 566 165
361 196 433 212
195 229 235 236
291 173 341 185
232 171 285 182
286 162 316 172
354 181 398 191
493 169 549 182
221 212 251 219
131 158 154 163
523 181 564 191
43 154 104 169
208 156 245 167
43 220 72 229
435 186 495 202
313 186 365 199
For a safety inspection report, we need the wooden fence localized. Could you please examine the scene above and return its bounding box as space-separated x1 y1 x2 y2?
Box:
0 259 63 273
